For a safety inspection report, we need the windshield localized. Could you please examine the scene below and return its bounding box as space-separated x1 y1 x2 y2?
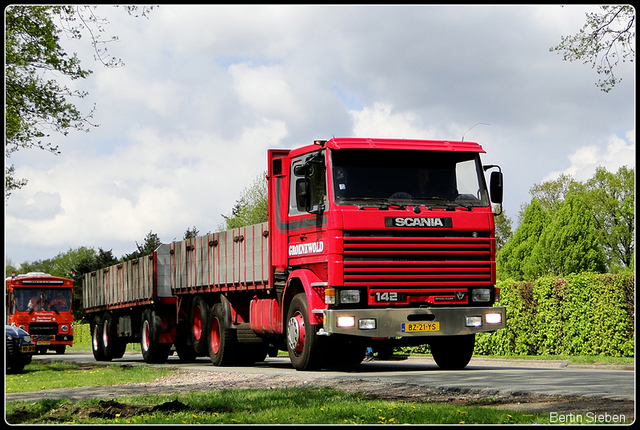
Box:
331 149 489 207
13 288 72 312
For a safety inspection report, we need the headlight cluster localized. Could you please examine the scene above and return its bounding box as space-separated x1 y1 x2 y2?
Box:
325 288 361 305
471 288 492 303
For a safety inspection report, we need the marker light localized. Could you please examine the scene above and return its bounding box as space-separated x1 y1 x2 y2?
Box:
325 288 336 305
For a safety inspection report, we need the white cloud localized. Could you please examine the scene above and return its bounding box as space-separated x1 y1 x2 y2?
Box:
544 130 635 182
349 103 442 139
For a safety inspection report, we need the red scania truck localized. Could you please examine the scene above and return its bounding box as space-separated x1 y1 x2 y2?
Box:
83 137 505 370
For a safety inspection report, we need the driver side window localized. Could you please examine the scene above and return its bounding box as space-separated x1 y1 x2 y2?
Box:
289 152 327 216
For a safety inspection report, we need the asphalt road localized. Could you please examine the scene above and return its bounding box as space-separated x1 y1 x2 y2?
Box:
30 351 634 401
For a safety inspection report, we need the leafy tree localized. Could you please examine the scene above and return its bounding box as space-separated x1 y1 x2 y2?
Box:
183 226 200 240
122 231 163 261
496 199 550 281
579 166 634 271
524 194 607 280
528 173 579 216
550 5 635 92
494 209 513 251
5 5 153 197
219 173 268 230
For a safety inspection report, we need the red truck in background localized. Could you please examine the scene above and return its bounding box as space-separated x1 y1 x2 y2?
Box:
6 272 74 354
83 137 505 371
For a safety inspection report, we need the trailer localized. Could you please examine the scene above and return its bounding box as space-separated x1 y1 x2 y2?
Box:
83 137 506 370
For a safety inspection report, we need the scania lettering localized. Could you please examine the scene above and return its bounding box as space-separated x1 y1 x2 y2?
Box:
83 137 506 371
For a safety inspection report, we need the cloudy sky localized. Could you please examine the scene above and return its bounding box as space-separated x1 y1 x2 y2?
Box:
5 5 635 266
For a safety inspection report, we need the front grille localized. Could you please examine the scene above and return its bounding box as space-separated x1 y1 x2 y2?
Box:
6 338 17 356
28 323 58 335
343 230 492 289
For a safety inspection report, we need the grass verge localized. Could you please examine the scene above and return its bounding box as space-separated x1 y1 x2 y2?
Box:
5 361 174 393
5 387 551 425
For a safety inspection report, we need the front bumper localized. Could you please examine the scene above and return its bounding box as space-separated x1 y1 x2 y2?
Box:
317 306 505 337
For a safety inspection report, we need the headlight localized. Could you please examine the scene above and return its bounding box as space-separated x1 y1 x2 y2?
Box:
472 288 491 302
485 313 502 324
339 290 360 304
60 324 70 333
20 335 32 343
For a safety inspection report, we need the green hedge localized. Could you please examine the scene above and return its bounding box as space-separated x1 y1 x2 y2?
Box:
475 273 634 357
73 322 92 347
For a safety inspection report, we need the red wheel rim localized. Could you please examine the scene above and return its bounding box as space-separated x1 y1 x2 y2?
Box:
142 320 150 351
210 318 220 354
193 305 202 341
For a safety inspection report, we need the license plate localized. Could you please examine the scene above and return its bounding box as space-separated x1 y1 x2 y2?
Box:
21 345 36 353
402 322 440 333
37 341 50 345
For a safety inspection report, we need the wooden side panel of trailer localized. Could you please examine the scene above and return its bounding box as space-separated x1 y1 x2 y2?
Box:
170 222 270 294
83 255 157 310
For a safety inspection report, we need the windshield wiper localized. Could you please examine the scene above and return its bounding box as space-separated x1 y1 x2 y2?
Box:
339 198 406 210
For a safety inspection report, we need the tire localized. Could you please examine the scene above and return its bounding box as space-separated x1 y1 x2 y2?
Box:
285 293 325 371
8 364 26 374
174 323 197 361
91 315 109 361
430 334 476 370
140 309 171 364
325 336 366 369
190 296 210 355
54 346 66 355
102 312 126 360
208 302 238 366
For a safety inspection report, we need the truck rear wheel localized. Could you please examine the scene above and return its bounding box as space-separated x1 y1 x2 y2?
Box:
430 334 476 370
286 293 325 371
208 302 238 366
91 315 109 361
102 312 126 360
140 309 170 363
190 296 210 355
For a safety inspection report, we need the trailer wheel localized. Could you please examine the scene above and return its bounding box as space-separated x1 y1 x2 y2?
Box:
102 312 126 360
174 323 197 361
91 315 109 361
140 309 170 363
430 334 476 370
208 303 238 366
190 296 210 355
285 293 325 371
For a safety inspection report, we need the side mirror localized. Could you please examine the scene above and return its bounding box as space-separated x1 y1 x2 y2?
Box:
296 178 312 212
490 171 503 204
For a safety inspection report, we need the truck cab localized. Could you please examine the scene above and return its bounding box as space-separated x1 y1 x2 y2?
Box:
268 138 505 370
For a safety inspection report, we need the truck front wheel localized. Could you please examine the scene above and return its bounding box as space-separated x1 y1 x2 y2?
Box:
430 334 476 370
286 293 325 371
